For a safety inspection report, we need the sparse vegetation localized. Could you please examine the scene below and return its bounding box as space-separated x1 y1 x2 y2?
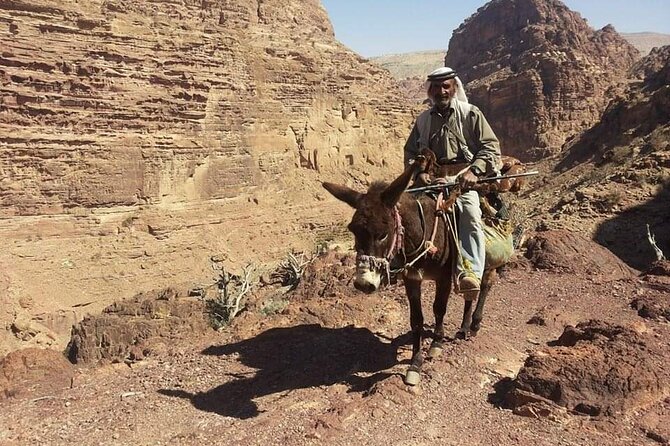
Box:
269 251 313 291
259 297 289 316
201 250 319 327
601 189 625 209
206 264 255 330
603 145 634 165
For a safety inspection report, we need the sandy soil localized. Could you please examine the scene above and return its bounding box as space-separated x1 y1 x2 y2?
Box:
1 245 668 446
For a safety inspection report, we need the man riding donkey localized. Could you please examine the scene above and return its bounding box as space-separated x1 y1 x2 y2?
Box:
403 66 501 300
322 66 527 385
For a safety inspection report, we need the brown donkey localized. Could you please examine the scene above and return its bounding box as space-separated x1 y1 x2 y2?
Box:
323 161 506 385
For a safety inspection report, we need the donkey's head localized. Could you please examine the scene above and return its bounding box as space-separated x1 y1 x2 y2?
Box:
323 163 419 293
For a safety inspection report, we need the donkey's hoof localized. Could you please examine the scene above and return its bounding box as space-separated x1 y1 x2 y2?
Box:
404 370 421 386
455 329 470 340
427 344 443 359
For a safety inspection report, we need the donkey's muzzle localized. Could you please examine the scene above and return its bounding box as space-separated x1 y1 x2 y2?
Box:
353 268 381 294
354 278 378 294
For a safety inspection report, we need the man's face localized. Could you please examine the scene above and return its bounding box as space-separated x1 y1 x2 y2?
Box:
428 78 457 109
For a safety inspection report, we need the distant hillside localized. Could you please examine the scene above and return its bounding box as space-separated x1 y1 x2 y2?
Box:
372 32 670 80
621 32 670 56
371 50 443 80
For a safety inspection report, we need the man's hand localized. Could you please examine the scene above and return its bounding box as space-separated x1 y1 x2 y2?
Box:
416 172 432 186
459 169 478 189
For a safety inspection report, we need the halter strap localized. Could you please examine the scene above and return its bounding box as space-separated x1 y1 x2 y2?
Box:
386 205 404 260
356 205 405 286
392 191 448 274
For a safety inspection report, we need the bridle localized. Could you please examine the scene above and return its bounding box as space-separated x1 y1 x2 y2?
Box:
356 190 450 287
355 205 404 286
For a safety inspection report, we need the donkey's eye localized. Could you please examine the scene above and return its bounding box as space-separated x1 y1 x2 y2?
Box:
376 233 388 243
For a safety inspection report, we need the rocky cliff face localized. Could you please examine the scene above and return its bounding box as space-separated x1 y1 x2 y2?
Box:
558 45 670 168
518 46 669 269
0 0 410 216
0 0 414 353
445 0 639 161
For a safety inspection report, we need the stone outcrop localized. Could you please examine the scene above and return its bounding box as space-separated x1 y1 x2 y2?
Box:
1 347 74 399
505 320 670 416
524 229 634 279
0 0 411 216
445 0 639 161
65 287 210 364
0 0 415 354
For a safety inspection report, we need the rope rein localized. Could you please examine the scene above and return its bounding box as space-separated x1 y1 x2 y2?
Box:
390 190 449 276
358 183 460 286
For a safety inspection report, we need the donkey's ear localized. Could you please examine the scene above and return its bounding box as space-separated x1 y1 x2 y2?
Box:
322 182 362 209
381 163 416 207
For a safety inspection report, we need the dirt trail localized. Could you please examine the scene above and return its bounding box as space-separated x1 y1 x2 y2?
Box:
2 243 669 446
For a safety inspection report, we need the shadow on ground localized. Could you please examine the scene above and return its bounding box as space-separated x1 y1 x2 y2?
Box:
159 324 400 419
595 181 670 270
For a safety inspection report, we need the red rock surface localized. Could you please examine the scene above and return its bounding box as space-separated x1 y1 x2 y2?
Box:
524 229 635 279
2 247 670 445
506 320 670 416
445 0 639 161
1 347 74 399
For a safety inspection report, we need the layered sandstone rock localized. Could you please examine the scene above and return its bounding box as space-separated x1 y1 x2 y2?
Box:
0 0 410 216
445 0 639 161
0 0 413 353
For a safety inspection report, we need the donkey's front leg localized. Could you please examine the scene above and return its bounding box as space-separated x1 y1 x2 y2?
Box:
404 278 423 386
471 269 497 335
456 298 475 340
428 276 451 358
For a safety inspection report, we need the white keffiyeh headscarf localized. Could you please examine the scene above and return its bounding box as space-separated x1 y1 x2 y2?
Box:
424 66 468 104
424 66 473 161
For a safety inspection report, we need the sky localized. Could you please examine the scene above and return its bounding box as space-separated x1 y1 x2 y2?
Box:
320 0 670 57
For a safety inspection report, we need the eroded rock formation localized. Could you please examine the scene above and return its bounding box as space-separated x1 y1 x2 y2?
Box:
445 0 639 161
524 229 634 279
66 287 209 364
505 320 670 416
0 0 411 216
0 0 414 353
558 45 670 168
554 46 670 269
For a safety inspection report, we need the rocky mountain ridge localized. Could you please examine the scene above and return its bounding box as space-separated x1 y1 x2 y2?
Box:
521 44 670 269
372 33 670 82
445 0 639 161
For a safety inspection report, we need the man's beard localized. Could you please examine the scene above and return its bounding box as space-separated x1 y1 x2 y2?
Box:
433 95 451 109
